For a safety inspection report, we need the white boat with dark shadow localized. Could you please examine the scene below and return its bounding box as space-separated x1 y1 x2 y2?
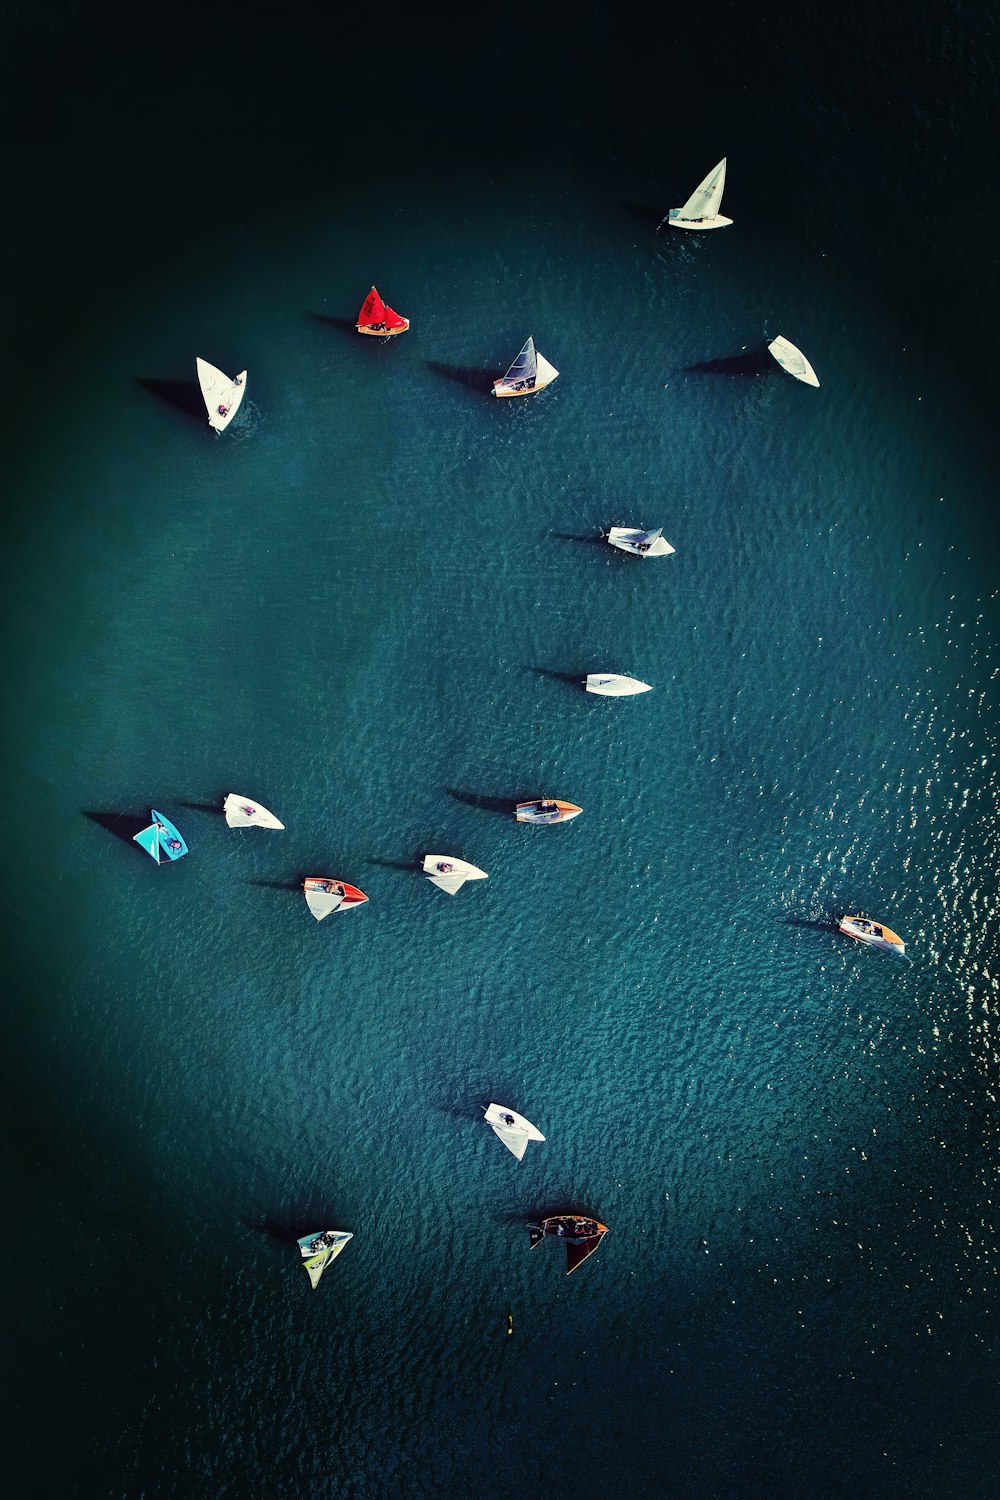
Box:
423 855 489 895
223 794 284 830
767 336 820 388
196 357 247 431
493 336 558 397
485 1103 545 1161
666 159 731 230
585 673 653 697
607 527 675 558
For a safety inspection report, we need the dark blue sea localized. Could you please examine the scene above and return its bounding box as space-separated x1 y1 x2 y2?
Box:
2 4 998 1495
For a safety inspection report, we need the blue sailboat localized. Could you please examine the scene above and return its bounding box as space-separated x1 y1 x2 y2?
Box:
133 809 188 864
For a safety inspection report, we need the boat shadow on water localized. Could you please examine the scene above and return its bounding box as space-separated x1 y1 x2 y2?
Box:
684 347 772 377
530 666 582 690
249 878 302 892
616 199 665 232
176 800 221 814
550 531 606 547
425 361 491 392
783 915 838 933
82 809 148 846
252 1213 342 1246
368 856 418 872
135 376 204 420
445 789 519 815
306 313 357 335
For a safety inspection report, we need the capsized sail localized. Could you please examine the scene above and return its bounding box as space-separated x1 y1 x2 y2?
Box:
303 877 369 921
195 357 247 431
223 794 285 830
422 855 489 895
297 1229 353 1289
484 1103 545 1161
674 158 728 222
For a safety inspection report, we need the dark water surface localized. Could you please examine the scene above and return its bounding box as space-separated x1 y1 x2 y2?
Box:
2 4 998 1496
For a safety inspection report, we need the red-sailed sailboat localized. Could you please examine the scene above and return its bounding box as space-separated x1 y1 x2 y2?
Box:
529 1216 609 1275
356 286 410 337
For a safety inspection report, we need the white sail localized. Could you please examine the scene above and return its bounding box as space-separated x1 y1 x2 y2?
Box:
585 674 653 696
533 352 559 390
196 357 247 431
679 159 726 219
485 1103 545 1160
299 1230 353 1289
767 336 820 388
304 882 346 920
607 527 676 558
422 855 488 895
223 793 284 829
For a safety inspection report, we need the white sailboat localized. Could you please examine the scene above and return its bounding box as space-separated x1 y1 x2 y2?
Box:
484 1103 545 1161
297 1229 353 1289
223 794 285 830
767 336 820 388
422 855 489 895
303 877 368 920
196 357 247 431
607 527 675 558
585 674 653 696
493 336 559 397
666 159 732 231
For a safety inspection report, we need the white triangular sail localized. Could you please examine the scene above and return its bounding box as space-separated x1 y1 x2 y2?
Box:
422 855 488 895
678 159 726 219
607 527 676 557
534 351 559 389
196 357 248 431
305 882 346 920
298 1230 353 1289
501 337 537 390
223 794 284 829
484 1103 545 1160
767 336 820 388
585 673 653 696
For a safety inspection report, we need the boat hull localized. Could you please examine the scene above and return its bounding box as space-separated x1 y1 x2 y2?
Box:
492 373 558 397
838 915 905 955
666 212 733 230
423 855 488 894
303 877 369 920
767 336 820 388
607 529 675 558
585 674 653 696
515 800 582 824
356 321 409 336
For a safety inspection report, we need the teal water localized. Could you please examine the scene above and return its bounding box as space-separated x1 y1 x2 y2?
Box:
3 5 999 1497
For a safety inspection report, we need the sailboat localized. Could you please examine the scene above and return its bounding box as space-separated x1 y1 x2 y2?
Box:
529 1216 609 1275
133 809 188 863
297 1229 353 1289
584 673 653 696
484 1103 545 1161
666 159 732 230
493 337 559 397
223 794 284 830
607 527 675 558
838 914 905 956
303 877 369 921
422 855 489 895
515 799 582 824
767 336 820 387
356 286 409 337
195 357 247 432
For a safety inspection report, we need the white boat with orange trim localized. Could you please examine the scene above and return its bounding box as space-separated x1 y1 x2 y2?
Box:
529 1216 609 1275
838 914 905 956
493 336 558 397
223 794 284 830
422 855 488 895
607 527 675 558
356 285 409 336
584 673 652 697
303 877 368 921
484 1103 545 1161
665 158 731 231
515 799 582 825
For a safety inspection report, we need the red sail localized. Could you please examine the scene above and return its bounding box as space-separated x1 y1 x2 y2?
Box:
566 1233 606 1275
381 303 408 331
357 287 387 327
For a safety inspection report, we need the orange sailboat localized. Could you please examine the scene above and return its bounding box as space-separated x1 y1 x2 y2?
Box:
355 285 409 337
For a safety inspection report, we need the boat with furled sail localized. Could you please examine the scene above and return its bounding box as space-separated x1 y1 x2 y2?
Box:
838 914 905 956
422 855 488 895
493 336 558 397
767 335 820 387
196 357 247 432
529 1216 609 1275
665 159 731 230
223 794 284 830
607 526 675 558
515 799 582 825
584 673 653 697
356 286 409 337
297 1229 353 1289
303 877 369 921
485 1103 545 1161
133 809 188 863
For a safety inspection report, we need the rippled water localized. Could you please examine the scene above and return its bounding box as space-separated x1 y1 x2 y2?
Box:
3 5 998 1497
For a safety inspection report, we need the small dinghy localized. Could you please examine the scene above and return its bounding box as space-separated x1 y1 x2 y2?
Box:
133 810 188 863
607 527 675 558
767 336 820 388
666 159 732 231
484 1103 545 1161
529 1216 609 1275
515 799 582 824
422 855 488 895
223 794 284 830
196 357 247 432
838 914 905 956
585 673 653 697
303 877 369 921
493 336 558 397
356 286 409 336
297 1229 353 1289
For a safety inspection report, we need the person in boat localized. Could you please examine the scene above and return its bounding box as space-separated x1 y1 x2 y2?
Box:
243 806 255 816
636 539 650 553
437 862 454 873
217 404 229 417
501 1112 515 1126
167 838 182 852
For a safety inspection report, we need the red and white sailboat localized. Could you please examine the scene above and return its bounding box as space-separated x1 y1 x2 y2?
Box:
355 286 410 337
529 1216 609 1275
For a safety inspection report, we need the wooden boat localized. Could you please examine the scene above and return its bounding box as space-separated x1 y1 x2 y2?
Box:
133 810 188 863
356 286 409 336
767 335 820 387
838 914 905 956
195 357 247 432
303 877 369 921
422 855 489 895
493 336 558 397
584 674 653 697
485 1103 545 1161
666 158 732 230
607 526 675 558
297 1229 353 1289
223 794 284 830
515 799 582 824
529 1216 609 1274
